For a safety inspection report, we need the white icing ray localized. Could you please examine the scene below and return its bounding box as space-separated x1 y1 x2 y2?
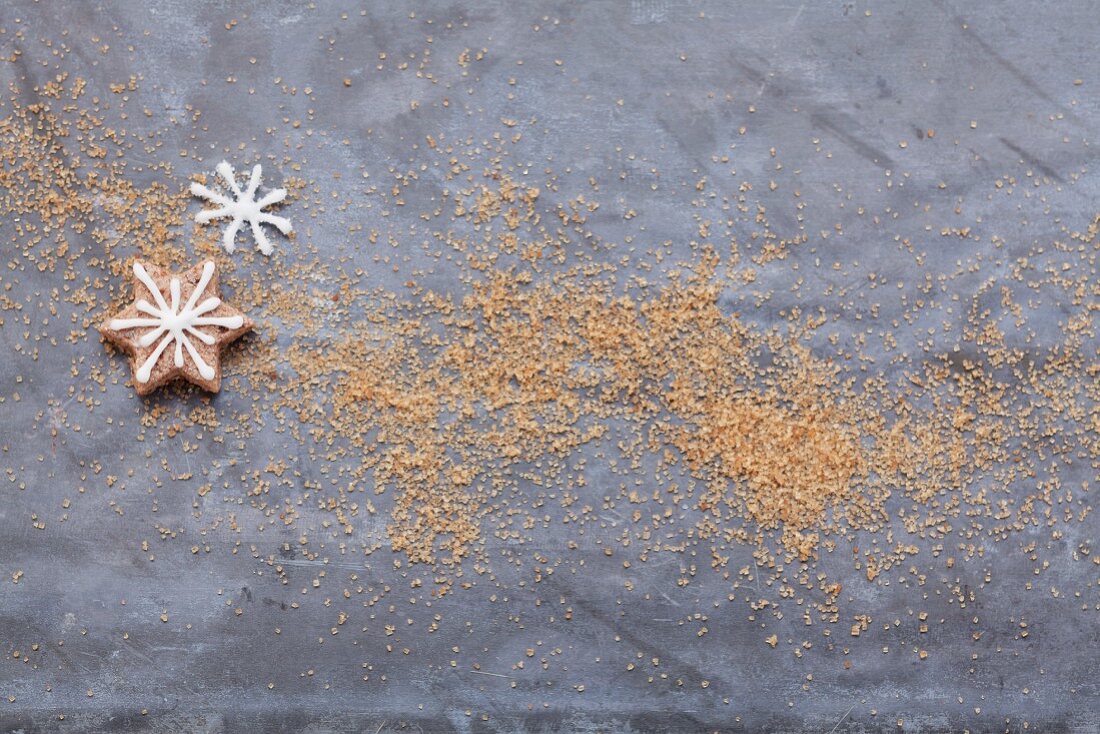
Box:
108 317 161 329
136 332 174 384
191 161 292 256
193 316 245 328
137 326 168 348
110 261 242 384
134 262 169 311
184 326 218 345
182 337 216 380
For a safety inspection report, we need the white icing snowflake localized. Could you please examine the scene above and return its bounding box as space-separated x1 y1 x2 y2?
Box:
109 261 245 384
191 161 292 255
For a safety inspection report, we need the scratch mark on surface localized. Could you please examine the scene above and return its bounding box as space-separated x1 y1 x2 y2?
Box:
932 0 1083 126
789 4 806 29
809 111 896 170
828 703 856 733
731 57 895 169
469 670 513 679
997 137 1064 182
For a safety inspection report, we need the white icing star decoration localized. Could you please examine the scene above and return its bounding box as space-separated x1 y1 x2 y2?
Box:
191 161 292 256
100 260 252 394
110 261 244 383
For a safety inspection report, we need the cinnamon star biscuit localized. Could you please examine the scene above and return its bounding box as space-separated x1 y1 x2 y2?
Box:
99 260 253 395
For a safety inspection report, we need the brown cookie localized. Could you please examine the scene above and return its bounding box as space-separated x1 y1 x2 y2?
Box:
99 260 253 395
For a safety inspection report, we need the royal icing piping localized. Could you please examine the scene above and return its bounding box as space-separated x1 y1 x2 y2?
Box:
109 262 244 383
190 161 292 256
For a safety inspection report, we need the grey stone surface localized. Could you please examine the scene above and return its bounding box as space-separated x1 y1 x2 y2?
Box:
1 1 1099 732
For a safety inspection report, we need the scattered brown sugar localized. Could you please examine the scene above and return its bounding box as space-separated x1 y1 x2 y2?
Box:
1 44 1099 716
1 73 1095 579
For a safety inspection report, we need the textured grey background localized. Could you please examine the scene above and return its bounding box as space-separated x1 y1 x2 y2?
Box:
1 1 1099 732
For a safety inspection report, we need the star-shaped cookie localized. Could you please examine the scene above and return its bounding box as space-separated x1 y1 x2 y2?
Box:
100 260 253 395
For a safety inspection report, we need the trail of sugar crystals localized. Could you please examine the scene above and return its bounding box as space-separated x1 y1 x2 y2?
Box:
0 61 1096 719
